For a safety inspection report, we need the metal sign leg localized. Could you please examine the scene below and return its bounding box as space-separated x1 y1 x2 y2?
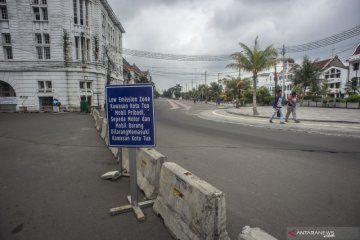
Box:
118 147 129 177
110 148 154 222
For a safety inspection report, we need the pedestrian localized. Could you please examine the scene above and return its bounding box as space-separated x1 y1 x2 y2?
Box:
285 91 300 123
269 89 285 124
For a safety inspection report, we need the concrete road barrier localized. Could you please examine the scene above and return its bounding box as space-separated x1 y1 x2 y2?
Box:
109 147 118 158
121 147 129 172
136 148 166 199
238 226 277 240
100 118 108 145
153 162 229 240
96 115 103 131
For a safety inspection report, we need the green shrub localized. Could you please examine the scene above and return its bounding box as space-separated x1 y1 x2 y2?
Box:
346 94 360 103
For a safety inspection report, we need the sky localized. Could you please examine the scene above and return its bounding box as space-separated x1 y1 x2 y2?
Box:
107 0 360 92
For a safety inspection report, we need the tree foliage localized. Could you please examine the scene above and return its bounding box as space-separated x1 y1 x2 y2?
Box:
228 37 278 115
291 56 321 99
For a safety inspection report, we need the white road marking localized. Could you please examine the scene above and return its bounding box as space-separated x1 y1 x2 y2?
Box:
167 100 180 110
167 100 192 110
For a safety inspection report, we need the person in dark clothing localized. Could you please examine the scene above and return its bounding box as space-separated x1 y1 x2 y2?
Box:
269 89 285 124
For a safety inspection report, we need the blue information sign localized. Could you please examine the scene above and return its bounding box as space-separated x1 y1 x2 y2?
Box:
106 84 155 147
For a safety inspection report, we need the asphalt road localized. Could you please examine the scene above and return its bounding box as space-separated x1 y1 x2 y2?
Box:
155 99 360 239
0 113 172 240
1 102 359 240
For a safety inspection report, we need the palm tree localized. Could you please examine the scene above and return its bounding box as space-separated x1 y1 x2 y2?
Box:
228 37 277 115
224 77 251 108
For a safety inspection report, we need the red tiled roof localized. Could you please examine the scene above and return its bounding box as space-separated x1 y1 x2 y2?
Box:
352 44 360 55
313 58 331 70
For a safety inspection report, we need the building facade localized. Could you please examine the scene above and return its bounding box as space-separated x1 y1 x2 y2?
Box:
347 44 360 94
0 0 124 111
123 58 152 84
314 55 348 98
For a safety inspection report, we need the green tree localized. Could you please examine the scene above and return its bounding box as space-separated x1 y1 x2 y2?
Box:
228 37 277 115
347 77 360 95
209 82 222 101
256 86 272 105
291 56 321 100
224 77 252 108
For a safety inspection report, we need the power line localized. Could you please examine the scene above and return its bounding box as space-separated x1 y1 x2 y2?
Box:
122 24 360 61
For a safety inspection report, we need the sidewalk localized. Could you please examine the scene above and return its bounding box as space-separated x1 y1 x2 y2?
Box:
225 106 360 123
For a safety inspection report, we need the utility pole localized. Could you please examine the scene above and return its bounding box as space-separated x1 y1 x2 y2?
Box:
281 44 286 96
205 71 207 85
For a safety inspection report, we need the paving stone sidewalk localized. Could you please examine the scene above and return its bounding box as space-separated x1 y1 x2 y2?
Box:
226 106 360 123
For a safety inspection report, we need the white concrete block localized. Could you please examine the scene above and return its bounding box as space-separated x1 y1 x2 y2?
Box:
110 147 118 158
153 162 229 240
136 148 166 199
100 118 107 140
96 115 103 131
101 171 120 181
238 226 277 240
121 147 129 172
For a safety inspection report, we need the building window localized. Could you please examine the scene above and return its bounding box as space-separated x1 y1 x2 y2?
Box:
35 33 50 59
35 33 42 43
80 81 92 93
2 33 12 59
0 0 7 3
86 38 90 61
36 46 43 59
33 7 48 21
85 0 89 26
42 8 48 20
73 0 78 24
33 7 40 20
44 47 50 59
75 36 79 59
44 33 50 44
324 68 341 79
2 33 11 44
79 0 83 25
38 81 52 92
4 46 12 59
354 63 359 71
0 5 8 20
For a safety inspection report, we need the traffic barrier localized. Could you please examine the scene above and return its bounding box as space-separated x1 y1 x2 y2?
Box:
96 115 103 131
136 148 166 199
109 147 118 158
238 226 277 240
100 118 108 145
153 162 229 240
122 147 129 172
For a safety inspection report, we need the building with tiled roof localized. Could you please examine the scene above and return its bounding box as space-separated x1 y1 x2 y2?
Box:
123 58 152 84
347 44 360 94
315 55 348 98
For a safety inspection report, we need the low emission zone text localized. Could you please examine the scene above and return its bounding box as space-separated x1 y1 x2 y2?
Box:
106 84 155 147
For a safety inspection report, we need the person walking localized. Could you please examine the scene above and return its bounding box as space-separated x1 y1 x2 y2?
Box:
285 91 300 123
269 89 285 124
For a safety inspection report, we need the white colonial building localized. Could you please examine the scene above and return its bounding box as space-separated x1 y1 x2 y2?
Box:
0 0 124 111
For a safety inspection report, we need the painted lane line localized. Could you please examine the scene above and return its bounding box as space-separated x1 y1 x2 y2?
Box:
167 100 180 110
173 101 192 111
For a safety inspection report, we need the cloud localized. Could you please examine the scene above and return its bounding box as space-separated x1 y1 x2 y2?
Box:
107 0 360 90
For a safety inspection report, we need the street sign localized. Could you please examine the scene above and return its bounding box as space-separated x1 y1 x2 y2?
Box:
106 84 155 147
